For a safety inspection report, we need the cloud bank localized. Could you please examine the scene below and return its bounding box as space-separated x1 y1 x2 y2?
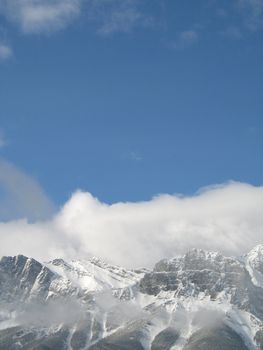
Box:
0 166 262 267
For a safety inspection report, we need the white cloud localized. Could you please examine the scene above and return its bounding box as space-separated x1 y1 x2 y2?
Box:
0 180 263 268
0 43 12 61
0 159 55 221
0 0 82 34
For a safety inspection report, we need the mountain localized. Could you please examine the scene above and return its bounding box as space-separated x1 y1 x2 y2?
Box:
1 246 263 349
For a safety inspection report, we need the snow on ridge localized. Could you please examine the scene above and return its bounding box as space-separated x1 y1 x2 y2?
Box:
245 244 263 288
46 256 143 293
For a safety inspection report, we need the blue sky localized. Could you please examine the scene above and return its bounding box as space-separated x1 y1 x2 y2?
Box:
0 0 262 207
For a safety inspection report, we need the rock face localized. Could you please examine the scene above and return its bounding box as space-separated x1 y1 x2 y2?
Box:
139 248 263 319
140 249 248 299
0 255 55 302
1 245 263 349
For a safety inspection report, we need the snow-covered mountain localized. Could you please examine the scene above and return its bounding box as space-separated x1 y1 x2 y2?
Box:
1 246 263 349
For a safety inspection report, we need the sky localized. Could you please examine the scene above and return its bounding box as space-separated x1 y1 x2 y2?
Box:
0 0 262 206
0 1 262 265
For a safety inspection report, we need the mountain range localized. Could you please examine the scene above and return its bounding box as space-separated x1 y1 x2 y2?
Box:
1 245 263 349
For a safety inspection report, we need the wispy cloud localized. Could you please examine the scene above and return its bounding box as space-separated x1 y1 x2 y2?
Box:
0 0 261 55
0 159 55 221
0 43 12 61
180 30 198 44
238 0 263 30
130 151 142 162
0 0 82 34
0 0 152 35
97 7 144 35
121 150 143 162
170 30 199 50
88 0 153 36
220 26 243 39
216 8 229 18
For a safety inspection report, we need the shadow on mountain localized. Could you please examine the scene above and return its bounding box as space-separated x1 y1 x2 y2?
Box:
182 325 249 350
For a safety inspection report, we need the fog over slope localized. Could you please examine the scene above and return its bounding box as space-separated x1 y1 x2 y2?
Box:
0 176 263 267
